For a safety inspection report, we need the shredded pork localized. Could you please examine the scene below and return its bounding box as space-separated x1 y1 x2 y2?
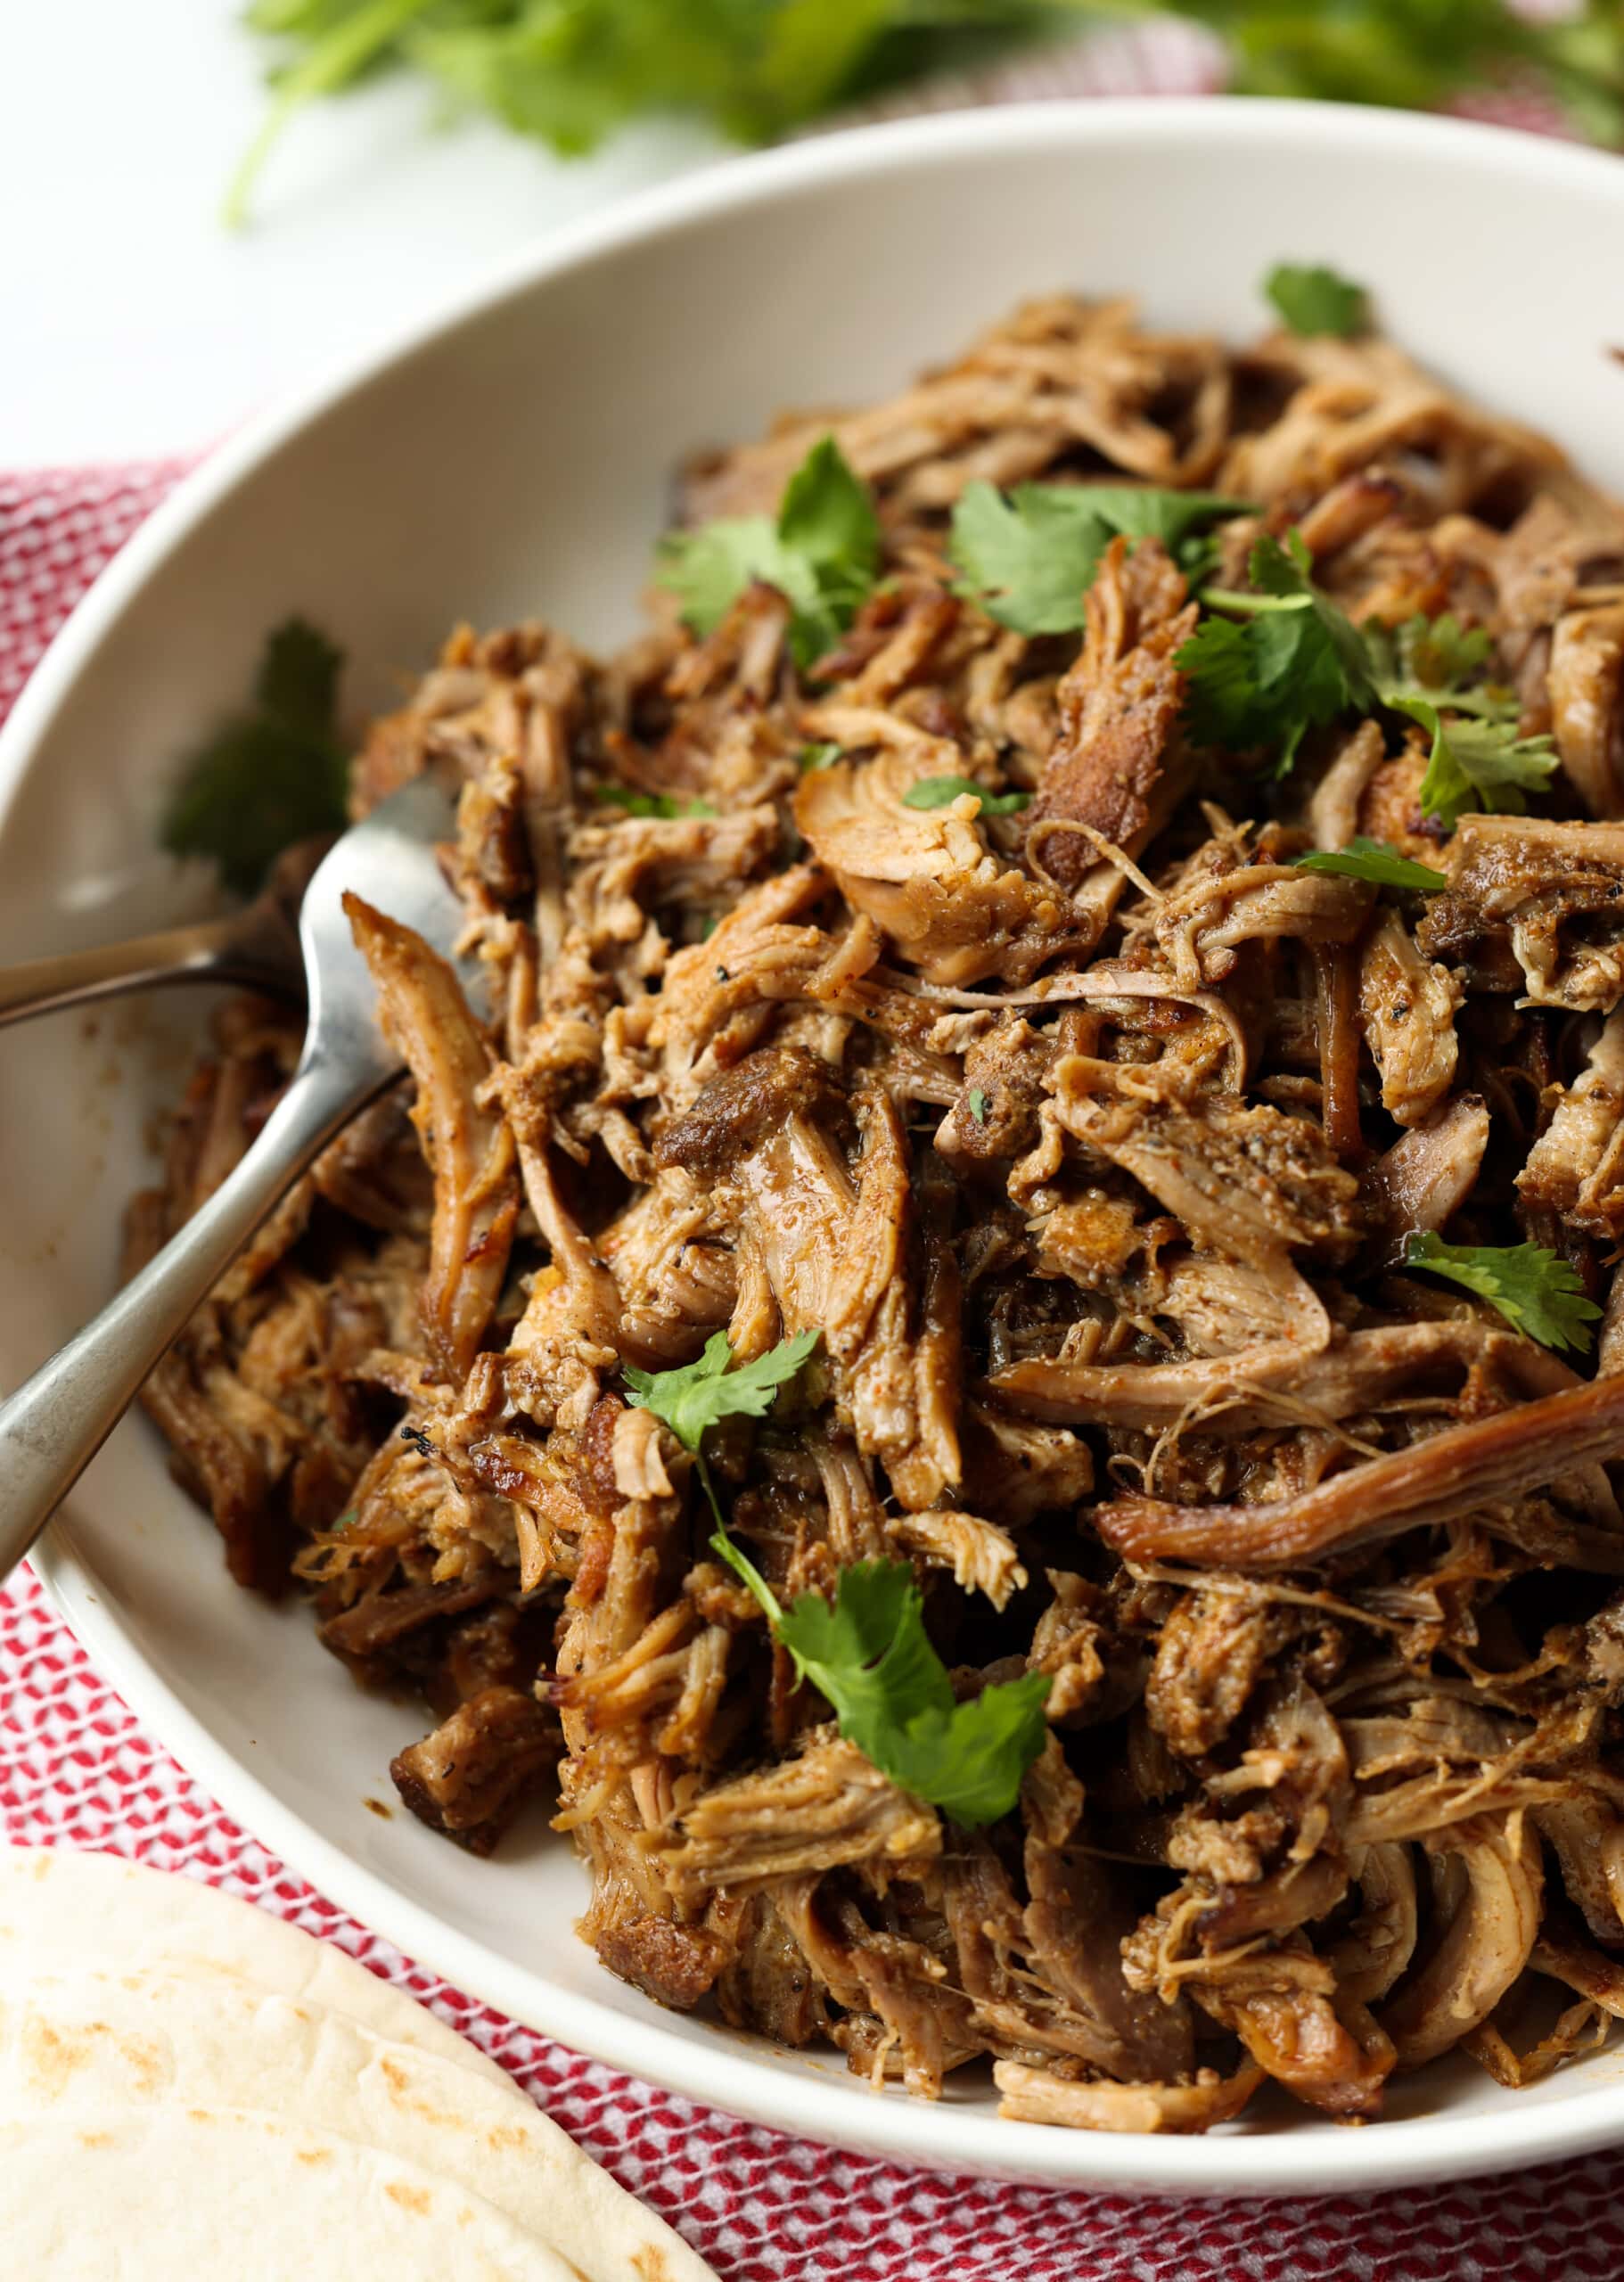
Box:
129 295 1624 2134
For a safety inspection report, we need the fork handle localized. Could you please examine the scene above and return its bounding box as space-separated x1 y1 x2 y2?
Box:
0 1046 393 1583
0 915 273 1030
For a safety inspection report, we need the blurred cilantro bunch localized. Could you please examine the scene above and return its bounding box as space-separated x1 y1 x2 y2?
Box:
230 0 1624 223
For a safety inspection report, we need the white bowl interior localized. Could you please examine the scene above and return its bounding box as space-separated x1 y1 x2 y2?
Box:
10 101 1624 2193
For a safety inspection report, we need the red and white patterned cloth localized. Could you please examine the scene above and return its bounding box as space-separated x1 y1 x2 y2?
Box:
5 315 1624 2280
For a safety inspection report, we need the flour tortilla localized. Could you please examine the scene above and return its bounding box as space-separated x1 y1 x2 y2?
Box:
0 1847 506 2088
0 2110 583 2279
0 1965 718 2282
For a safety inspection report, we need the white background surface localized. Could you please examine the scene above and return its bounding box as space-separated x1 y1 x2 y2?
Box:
3 0 726 466
1 6 1223 470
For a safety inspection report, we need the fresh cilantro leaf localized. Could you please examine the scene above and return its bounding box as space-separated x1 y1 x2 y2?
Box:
330 1508 356 1533
1250 530 1381 708
655 515 809 635
627 1328 1049 1824
592 785 716 819
1189 564 1547 812
1363 609 1545 823
1169 612 1261 742
902 776 1030 816
1395 698 1559 828
1364 611 1515 726
968 1087 989 1126
233 4 1624 228
1218 4 1620 134
948 480 1250 636
256 618 342 739
232 0 1010 222
1294 836 1446 891
657 434 879 672
948 481 1103 636
1180 531 1373 770
1078 486 1253 555
721 1555 1051 1828
161 616 349 897
775 1561 943 1740
1405 1233 1601 1355
1393 611 1494 695
1185 537 1523 796
1264 261 1368 337
885 1666 1056 1828
799 741 842 772
624 1326 820 1454
777 436 880 610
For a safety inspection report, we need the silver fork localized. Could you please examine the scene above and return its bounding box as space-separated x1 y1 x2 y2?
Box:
0 835 324 1027
0 774 464 1583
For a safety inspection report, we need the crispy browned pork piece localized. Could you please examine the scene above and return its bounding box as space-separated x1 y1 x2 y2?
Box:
131 293 1624 2127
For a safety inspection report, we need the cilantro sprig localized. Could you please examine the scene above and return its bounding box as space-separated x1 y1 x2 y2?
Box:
1294 837 1446 891
624 1329 1049 1826
1371 612 1555 824
234 11 1624 230
624 1327 819 1456
161 618 349 896
592 785 716 820
1405 1233 1601 1354
1179 530 1375 772
714 1535 1051 1828
1367 611 1497 703
657 436 879 671
948 481 1251 636
770 1561 1050 1827
625 1328 824 1612
1264 262 1368 337
1395 699 1558 831
902 776 1030 817
1181 537 1557 816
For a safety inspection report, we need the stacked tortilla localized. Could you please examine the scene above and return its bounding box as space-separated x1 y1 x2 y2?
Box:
0 1849 718 2278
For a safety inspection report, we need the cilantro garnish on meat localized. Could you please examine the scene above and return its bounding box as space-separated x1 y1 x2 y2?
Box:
1398 701 1558 829
592 785 716 819
625 1329 1051 1825
1294 838 1447 891
902 776 1030 817
656 435 879 669
947 483 1251 636
1179 530 1558 813
1405 1234 1602 1353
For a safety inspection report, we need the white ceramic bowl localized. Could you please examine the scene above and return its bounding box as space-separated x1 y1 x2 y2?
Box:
9 99 1624 2196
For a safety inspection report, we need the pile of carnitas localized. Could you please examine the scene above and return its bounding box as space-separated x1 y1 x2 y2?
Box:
131 286 1624 2131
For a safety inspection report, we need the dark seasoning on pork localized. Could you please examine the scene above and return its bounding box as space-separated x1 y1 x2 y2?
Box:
129 291 1624 2130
